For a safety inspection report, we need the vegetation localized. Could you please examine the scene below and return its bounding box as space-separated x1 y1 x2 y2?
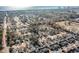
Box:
0 30 2 48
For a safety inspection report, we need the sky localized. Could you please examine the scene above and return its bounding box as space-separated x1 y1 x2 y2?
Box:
0 0 79 11
0 0 79 7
